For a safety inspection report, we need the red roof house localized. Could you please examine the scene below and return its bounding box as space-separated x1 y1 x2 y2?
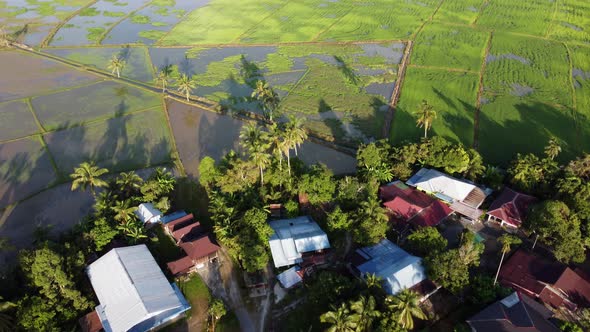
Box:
487 188 537 228
164 213 195 233
499 249 590 310
380 181 453 228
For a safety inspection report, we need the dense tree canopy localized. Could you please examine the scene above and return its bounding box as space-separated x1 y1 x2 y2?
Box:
405 227 448 257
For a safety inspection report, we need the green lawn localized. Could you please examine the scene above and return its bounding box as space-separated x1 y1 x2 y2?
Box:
547 0 590 44
391 67 478 146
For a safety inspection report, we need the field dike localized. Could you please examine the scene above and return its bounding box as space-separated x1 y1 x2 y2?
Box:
381 40 413 139
473 31 493 149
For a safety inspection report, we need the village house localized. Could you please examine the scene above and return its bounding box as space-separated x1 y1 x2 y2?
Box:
350 239 435 297
80 245 191 332
486 187 537 228
164 213 220 276
379 180 453 233
499 249 590 310
406 168 490 221
466 292 559 331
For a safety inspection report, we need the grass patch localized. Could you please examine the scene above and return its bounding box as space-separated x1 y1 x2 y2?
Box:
86 27 105 42
139 29 167 40
478 97 579 165
547 0 590 44
159 0 438 45
475 0 553 36
44 46 156 82
103 11 126 18
79 7 100 17
131 14 151 24
391 67 478 146
434 0 482 24
483 33 572 107
31 80 162 131
43 108 173 174
412 22 488 72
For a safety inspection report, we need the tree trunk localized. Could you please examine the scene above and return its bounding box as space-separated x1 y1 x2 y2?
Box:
260 165 264 186
186 91 190 102
424 123 428 138
117 68 120 78
286 150 291 176
532 234 539 250
494 251 506 285
294 144 298 156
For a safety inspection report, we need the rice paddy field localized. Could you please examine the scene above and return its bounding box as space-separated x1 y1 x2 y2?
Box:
1 0 590 244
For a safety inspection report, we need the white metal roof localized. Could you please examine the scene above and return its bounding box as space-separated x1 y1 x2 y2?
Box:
135 203 162 224
87 245 186 332
406 168 476 202
356 239 426 295
268 216 330 268
277 266 303 289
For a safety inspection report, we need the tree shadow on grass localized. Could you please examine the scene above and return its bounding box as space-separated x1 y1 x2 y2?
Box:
239 55 263 88
334 55 359 85
433 87 457 111
477 101 579 166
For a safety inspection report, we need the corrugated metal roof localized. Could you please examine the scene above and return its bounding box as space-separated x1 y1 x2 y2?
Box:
277 266 303 288
87 245 188 332
356 239 426 295
268 216 330 268
407 168 484 205
135 203 162 224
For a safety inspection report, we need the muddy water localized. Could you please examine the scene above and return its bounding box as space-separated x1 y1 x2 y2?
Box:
165 99 356 178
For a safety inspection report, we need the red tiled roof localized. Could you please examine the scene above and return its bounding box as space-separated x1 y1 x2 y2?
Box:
379 181 433 208
171 222 203 242
165 213 195 233
384 196 423 220
381 181 452 227
552 268 590 308
79 310 103 332
412 200 453 227
179 234 220 260
499 250 565 296
488 188 537 227
167 256 194 276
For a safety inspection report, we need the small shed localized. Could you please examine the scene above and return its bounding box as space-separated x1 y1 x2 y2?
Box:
135 203 162 224
277 266 303 289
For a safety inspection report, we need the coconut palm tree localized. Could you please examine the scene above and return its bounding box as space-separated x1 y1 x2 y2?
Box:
364 273 383 290
494 234 522 285
285 115 308 156
239 124 271 185
544 137 561 160
156 64 173 93
265 122 285 167
349 296 380 332
70 162 109 197
208 299 226 332
414 100 437 138
112 200 137 224
251 80 280 122
176 73 196 101
116 171 143 197
108 55 126 78
320 303 356 332
386 289 426 330
250 142 271 185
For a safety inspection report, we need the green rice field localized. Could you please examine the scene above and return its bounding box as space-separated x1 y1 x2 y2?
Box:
1 0 590 174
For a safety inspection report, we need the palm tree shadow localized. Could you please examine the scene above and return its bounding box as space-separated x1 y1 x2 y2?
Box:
334 55 359 85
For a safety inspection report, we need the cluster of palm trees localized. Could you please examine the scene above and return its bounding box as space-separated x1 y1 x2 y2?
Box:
251 80 280 122
320 287 426 331
155 64 197 102
70 162 148 244
239 115 308 184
